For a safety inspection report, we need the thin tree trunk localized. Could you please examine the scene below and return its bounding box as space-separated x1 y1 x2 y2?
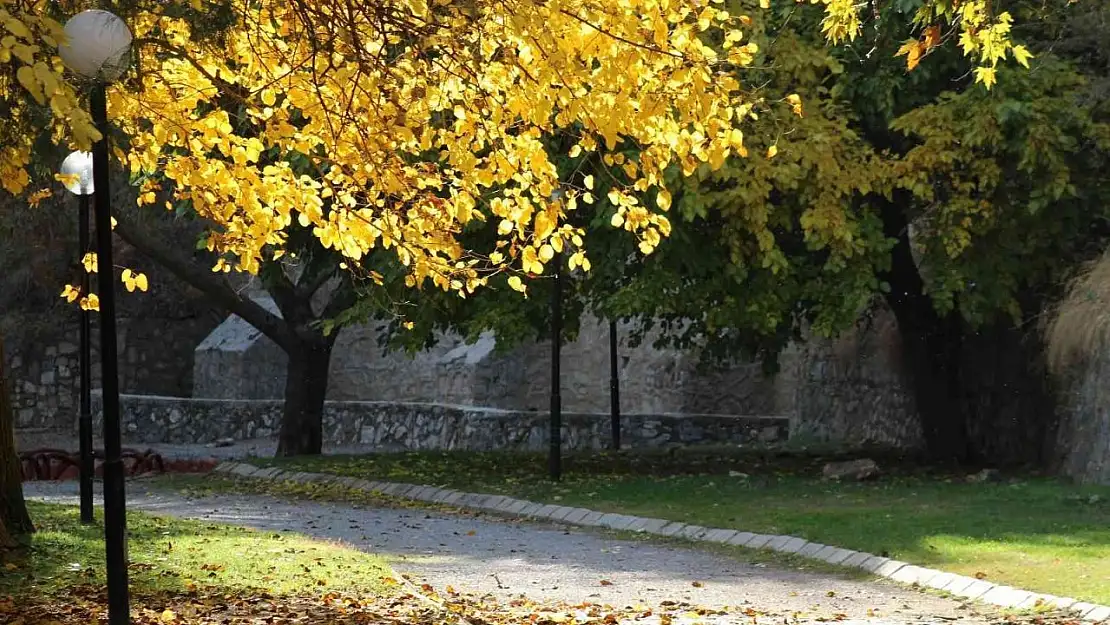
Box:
276 334 335 457
0 331 33 539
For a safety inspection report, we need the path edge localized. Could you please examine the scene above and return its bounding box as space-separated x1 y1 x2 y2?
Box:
211 461 1110 623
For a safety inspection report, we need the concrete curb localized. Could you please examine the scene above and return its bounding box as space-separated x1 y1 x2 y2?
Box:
212 461 1109 623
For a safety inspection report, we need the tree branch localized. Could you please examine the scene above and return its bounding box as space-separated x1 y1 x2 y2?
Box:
111 216 298 351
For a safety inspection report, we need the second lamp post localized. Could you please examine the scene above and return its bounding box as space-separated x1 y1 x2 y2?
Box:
59 9 134 625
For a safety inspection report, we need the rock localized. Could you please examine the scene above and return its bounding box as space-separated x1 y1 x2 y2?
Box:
728 471 750 479
206 437 235 448
967 468 1002 483
822 459 881 481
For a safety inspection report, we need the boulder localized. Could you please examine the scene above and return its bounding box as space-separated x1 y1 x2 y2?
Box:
967 468 1002 483
822 459 881 481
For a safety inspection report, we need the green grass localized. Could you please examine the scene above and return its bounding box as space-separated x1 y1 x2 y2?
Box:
248 448 1110 604
1 501 394 602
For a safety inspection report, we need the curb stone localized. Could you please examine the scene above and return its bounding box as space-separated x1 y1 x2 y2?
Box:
211 462 1109 623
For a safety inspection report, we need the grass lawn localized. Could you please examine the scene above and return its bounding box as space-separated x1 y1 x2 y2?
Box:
1 501 396 623
249 448 1110 605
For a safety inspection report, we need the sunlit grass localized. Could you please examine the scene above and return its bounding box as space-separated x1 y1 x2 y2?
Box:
2 502 394 601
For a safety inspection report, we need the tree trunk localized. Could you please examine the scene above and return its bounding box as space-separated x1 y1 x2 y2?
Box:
0 332 33 539
879 199 1057 466
879 201 972 463
275 333 336 457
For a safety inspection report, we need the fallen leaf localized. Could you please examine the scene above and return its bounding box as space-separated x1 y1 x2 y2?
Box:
160 609 176 623
599 580 613 586
692 581 704 588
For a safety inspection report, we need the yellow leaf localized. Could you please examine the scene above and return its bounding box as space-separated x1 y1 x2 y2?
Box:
1011 45 1033 68
759 0 769 8
161 609 176 623
766 144 778 159
584 175 594 190
656 189 672 211
974 66 997 89
82 253 98 273
507 275 526 293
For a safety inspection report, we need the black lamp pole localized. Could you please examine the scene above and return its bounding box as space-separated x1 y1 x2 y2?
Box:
90 82 131 625
548 256 563 481
78 192 94 525
609 319 621 451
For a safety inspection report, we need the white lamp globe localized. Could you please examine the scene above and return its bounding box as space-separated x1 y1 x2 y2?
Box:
59 10 132 83
60 151 95 196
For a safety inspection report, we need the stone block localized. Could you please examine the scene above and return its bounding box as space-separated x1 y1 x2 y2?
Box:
941 575 977 595
635 518 670 534
537 504 562 519
924 572 956 591
678 525 709 540
813 545 839 561
744 534 773 549
981 587 1032 609
823 548 856 565
547 506 576 521
579 511 605 526
798 542 828 558
505 500 531 515
1070 603 1097 618
563 508 592 524
873 560 907 578
1082 605 1110 622
1017 594 1054 610
659 522 688 537
704 529 739 544
1048 597 1077 610
519 503 546 518
482 495 510 510
726 532 754 547
213 462 237 474
841 551 872 568
232 464 259 478
956 580 995 600
764 535 792 551
614 515 646 531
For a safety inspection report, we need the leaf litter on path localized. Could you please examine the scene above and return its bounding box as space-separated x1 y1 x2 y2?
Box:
4 582 1091 625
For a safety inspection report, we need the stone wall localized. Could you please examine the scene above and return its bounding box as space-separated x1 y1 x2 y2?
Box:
1054 355 1110 484
790 307 924 450
92 393 789 451
192 296 797 417
6 314 220 431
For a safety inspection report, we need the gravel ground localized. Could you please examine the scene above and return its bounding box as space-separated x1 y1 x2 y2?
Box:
22 480 988 625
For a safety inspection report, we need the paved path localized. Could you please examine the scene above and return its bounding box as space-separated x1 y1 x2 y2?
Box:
23 481 986 625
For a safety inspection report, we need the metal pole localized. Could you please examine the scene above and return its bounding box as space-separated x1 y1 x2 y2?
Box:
90 82 131 625
548 256 563 481
609 319 621 451
78 193 94 525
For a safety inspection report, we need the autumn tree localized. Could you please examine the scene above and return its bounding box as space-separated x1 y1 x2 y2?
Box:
0 0 1064 467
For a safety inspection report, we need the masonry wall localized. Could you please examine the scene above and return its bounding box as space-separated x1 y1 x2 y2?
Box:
92 393 789 451
791 307 924 450
193 301 799 417
6 313 222 432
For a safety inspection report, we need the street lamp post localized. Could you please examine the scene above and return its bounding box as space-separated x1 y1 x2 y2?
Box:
60 151 95 526
59 10 133 625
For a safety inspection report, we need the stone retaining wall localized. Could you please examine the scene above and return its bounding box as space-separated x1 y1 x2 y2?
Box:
91 393 788 451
